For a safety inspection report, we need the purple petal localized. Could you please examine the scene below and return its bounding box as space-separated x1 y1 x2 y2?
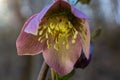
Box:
24 4 54 35
74 52 92 68
75 42 93 68
71 6 87 19
16 15 45 55
24 0 66 35
43 36 82 76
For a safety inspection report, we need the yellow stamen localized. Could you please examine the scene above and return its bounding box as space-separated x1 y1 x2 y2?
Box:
54 44 59 51
62 41 66 45
50 23 54 29
39 31 43 35
48 27 51 33
72 39 75 44
66 44 69 49
37 13 81 51
73 31 77 39
46 33 48 39
38 37 42 41
47 40 51 48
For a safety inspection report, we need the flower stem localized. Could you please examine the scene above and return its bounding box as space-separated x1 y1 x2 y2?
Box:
51 68 56 80
37 61 49 80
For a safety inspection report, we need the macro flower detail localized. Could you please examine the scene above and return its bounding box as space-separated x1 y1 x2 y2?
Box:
16 0 90 76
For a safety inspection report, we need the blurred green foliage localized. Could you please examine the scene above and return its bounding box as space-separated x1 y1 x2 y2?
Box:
56 70 75 80
78 0 91 4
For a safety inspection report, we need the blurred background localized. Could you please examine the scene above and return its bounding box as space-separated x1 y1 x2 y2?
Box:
0 0 120 80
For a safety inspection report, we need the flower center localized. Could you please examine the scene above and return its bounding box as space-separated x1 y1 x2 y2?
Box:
38 14 79 50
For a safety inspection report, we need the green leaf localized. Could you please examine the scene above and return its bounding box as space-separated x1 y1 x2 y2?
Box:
56 69 75 80
78 0 91 4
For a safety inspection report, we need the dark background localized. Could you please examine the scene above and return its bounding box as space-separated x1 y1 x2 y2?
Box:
0 0 120 80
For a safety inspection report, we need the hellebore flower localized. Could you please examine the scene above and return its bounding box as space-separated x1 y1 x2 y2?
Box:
16 0 90 76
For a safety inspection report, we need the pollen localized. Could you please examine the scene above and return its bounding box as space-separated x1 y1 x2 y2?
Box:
47 40 51 48
37 11 81 51
54 44 59 51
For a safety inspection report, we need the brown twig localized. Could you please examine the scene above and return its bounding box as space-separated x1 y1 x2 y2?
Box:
37 61 49 80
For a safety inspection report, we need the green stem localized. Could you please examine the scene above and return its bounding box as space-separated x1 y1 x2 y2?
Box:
91 27 101 41
51 68 56 80
37 61 49 80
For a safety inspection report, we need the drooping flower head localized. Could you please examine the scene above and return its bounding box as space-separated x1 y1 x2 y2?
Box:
16 0 90 76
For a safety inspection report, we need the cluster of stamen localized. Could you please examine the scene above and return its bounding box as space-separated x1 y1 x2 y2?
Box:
38 14 80 51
